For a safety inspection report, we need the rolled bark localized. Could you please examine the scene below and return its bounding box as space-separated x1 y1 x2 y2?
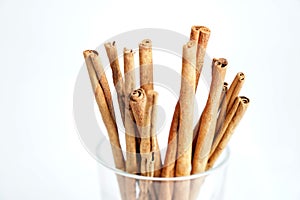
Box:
83 50 126 200
124 48 137 200
130 88 151 200
173 40 197 200
105 41 125 125
211 96 241 158
206 96 250 170
192 58 228 174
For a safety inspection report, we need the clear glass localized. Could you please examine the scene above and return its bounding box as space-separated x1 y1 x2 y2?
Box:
96 137 230 200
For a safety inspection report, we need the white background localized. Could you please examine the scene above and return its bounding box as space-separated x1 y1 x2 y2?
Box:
1 0 300 199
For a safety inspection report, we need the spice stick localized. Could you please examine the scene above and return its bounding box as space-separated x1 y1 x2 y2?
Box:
226 72 245 112
206 96 250 170
130 88 152 200
211 96 241 157
124 48 137 200
149 91 162 177
192 58 228 174
172 40 197 200
105 42 125 124
147 91 161 200
83 50 116 122
158 103 179 200
191 26 211 155
139 39 153 92
161 25 210 180
84 50 126 199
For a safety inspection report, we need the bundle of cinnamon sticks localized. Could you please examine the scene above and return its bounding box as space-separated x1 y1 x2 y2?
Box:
83 25 250 200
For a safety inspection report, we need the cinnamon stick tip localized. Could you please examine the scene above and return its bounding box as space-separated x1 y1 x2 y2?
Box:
238 72 245 80
130 88 145 101
83 50 98 58
123 47 133 54
240 96 250 104
213 58 228 68
199 26 211 34
140 39 152 47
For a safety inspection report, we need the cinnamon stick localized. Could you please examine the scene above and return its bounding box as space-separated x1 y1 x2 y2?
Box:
158 103 179 200
149 91 162 177
211 96 241 158
206 96 250 170
130 88 152 200
162 25 210 179
124 48 137 200
173 40 197 200
192 58 228 174
226 72 245 112
83 50 126 199
139 39 153 92
105 41 125 124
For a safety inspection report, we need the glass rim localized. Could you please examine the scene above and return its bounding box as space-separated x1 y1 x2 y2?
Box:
96 147 230 181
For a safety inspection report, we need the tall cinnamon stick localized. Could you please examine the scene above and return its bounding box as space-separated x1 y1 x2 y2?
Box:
130 88 152 200
207 96 250 170
173 40 197 200
162 25 211 178
105 41 125 124
83 50 126 199
124 48 137 200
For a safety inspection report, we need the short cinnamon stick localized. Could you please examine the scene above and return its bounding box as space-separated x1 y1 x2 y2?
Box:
206 96 250 170
211 96 241 158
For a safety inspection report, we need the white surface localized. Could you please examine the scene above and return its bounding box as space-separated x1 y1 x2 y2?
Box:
1 0 300 199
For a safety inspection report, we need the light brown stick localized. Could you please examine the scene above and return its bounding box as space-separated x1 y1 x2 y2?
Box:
191 26 211 154
130 88 151 200
158 103 179 200
149 91 162 177
192 58 228 174
173 40 197 200
161 25 211 178
105 42 125 125
206 96 250 170
83 50 116 122
124 48 137 200
139 39 153 92
211 96 241 158
226 72 245 112
84 50 126 200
